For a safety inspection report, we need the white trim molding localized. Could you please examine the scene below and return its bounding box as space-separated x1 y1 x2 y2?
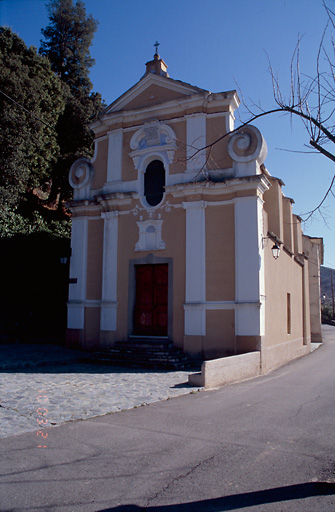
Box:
183 200 207 336
234 196 265 336
100 211 119 331
100 302 118 332
67 302 85 330
107 129 123 182
186 113 206 172
184 301 261 311
67 217 88 330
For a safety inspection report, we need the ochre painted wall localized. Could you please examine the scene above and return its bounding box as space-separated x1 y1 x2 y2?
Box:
206 204 235 301
206 117 232 170
120 84 193 111
84 307 101 350
263 179 283 240
205 309 235 358
264 245 304 347
91 138 108 190
169 120 186 175
122 129 138 182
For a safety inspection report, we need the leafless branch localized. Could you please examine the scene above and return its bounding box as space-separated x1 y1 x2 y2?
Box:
301 173 335 221
184 3 335 222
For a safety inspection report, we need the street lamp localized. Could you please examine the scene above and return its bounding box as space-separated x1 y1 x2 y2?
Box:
271 242 281 260
263 234 281 260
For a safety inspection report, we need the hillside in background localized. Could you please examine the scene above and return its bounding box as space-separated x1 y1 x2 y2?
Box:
321 266 335 305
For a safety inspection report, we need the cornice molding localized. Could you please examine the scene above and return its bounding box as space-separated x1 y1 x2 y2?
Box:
166 175 270 198
91 91 239 135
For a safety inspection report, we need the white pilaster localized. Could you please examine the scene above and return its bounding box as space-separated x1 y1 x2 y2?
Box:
183 201 207 335
234 196 264 336
186 114 206 172
107 129 123 182
258 197 266 337
100 211 119 331
226 111 235 133
67 217 88 329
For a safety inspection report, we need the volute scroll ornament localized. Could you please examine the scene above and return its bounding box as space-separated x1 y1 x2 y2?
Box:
69 158 94 189
228 125 267 165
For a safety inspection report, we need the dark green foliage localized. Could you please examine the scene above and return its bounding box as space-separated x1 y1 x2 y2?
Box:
0 27 65 219
0 2 104 238
0 210 71 238
322 304 334 321
50 85 103 202
321 266 335 323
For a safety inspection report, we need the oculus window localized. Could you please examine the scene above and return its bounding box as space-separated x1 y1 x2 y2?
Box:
144 160 165 206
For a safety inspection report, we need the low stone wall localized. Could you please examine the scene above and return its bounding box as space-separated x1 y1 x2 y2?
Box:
188 351 261 389
261 337 310 374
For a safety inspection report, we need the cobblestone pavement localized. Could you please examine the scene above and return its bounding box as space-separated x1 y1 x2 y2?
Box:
0 343 201 439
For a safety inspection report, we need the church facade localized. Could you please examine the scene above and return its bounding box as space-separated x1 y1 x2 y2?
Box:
66 52 323 374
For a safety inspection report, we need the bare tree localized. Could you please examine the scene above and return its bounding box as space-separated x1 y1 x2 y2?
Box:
192 2 335 221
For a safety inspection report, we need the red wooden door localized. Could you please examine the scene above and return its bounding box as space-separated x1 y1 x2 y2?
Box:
134 264 168 336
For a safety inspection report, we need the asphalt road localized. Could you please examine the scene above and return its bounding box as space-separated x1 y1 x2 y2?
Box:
1 326 335 512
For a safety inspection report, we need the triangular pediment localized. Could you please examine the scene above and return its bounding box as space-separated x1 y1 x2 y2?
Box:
104 73 209 114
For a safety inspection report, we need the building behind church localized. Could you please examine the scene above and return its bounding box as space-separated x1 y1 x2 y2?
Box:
66 51 323 374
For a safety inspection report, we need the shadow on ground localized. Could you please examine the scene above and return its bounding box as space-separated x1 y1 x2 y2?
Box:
0 342 195 377
98 482 335 511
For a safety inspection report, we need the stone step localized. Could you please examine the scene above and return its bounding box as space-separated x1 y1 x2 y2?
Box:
108 346 176 353
115 341 172 350
83 355 191 370
128 336 170 344
106 347 188 356
84 340 201 370
89 352 189 365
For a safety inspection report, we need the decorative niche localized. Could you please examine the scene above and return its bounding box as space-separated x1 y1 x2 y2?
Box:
135 218 166 252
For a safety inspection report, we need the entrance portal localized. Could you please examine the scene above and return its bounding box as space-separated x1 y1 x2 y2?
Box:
133 264 168 336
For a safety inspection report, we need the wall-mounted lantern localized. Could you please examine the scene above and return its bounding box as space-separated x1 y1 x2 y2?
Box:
263 233 282 260
271 242 281 260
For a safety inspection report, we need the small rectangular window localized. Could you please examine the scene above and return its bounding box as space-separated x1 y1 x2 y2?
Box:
287 293 291 334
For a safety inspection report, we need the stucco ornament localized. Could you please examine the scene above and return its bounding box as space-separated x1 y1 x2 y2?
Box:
228 125 267 164
129 120 177 170
69 158 94 189
135 218 166 251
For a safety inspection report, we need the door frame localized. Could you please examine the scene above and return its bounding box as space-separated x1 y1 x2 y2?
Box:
128 254 173 340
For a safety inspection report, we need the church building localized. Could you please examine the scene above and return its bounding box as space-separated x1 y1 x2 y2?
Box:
66 50 323 374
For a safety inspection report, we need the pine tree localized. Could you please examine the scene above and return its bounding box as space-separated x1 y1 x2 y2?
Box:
39 0 104 208
40 0 98 96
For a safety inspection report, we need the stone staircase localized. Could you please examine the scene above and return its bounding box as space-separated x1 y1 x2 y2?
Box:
85 339 201 370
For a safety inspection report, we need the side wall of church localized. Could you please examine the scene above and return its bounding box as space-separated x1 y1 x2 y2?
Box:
262 181 311 373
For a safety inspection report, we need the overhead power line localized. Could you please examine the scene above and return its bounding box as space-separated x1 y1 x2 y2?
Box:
0 89 53 129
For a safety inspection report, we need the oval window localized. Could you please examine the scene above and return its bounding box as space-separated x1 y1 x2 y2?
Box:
144 160 165 206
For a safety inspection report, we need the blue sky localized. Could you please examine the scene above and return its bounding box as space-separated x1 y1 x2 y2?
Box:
1 0 334 268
